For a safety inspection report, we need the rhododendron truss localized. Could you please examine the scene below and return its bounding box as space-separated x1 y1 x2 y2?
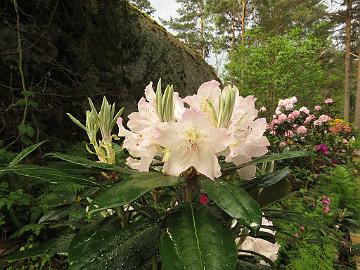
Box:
40 82 312 270
117 80 270 180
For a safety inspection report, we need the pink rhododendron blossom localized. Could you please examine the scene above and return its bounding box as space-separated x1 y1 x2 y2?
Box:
285 130 294 137
288 110 300 121
315 105 321 111
316 144 330 155
318 114 331 123
322 195 331 206
324 98 333 104
277 114 287 123
304 115 315 125
278 97 297 111
296 126 307 135
299 106 309 114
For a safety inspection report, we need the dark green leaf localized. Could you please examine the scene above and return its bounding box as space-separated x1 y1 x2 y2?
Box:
200 178 262 229
0 165 103 187
222 151 310 173
257 179 292 206
8 141 47 167
5 234 75 261
89 171 180 213
46 152 118 171
243 167 290 190
68 217 160 270
160 206 237 270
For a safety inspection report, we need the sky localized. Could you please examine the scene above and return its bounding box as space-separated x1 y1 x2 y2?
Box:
148 0 222 72
149 0 179 23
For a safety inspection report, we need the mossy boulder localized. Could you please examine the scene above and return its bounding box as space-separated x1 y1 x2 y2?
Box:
0 0 218 144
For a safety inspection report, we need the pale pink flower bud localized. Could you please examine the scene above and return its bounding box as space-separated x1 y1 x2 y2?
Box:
315 105 321 111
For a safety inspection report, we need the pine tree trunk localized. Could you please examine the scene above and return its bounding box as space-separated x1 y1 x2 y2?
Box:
343 0 352 122
355 46 360 129
241 0 247 45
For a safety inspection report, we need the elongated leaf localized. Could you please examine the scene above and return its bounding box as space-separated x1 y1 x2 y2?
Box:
46 152 118 171
200 178 262 229
257 179 292 206
68 217 160 270
160 206 237 270
5 234 75 261
8 141 47 167
243 167 290 190
89 171 180 213
0 165 102 187
222 151 310 173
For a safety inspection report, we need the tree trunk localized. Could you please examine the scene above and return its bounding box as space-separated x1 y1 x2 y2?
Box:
355 46 360 129
343 0 352 122
241 0 247 46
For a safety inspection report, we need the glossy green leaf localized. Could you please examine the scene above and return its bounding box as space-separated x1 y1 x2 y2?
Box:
243 167 290 190
89 171 180 213
257 179 292 206
8 141 47 167
160 206 237 270
5 234 75 261
222 151 310 173
46 152 118 171
68 217 160 270
0 165 102 187
200 178 262 229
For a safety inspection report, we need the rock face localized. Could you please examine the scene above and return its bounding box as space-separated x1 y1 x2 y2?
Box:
0 0 218 144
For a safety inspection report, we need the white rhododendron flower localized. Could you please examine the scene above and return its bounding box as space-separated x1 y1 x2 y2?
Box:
117 80 269 180
155 109 233 179
240 217 281 264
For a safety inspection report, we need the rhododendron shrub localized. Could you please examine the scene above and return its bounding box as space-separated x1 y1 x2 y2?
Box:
267 96 355 184
118 80 270 180
7 80 306 270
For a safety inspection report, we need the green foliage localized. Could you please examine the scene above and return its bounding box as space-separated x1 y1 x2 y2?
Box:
162 0 212 57
269 165 359 270
129 0 156 15
226 29 327 109
200 177 262 229
320 166 360 222
160 205 237 270
68 217 160 270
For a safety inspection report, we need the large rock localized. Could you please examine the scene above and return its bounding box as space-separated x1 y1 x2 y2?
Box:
0 0 218 144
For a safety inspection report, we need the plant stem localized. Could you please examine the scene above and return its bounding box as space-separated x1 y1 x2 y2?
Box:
13 0 28 127
117 207 128 227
